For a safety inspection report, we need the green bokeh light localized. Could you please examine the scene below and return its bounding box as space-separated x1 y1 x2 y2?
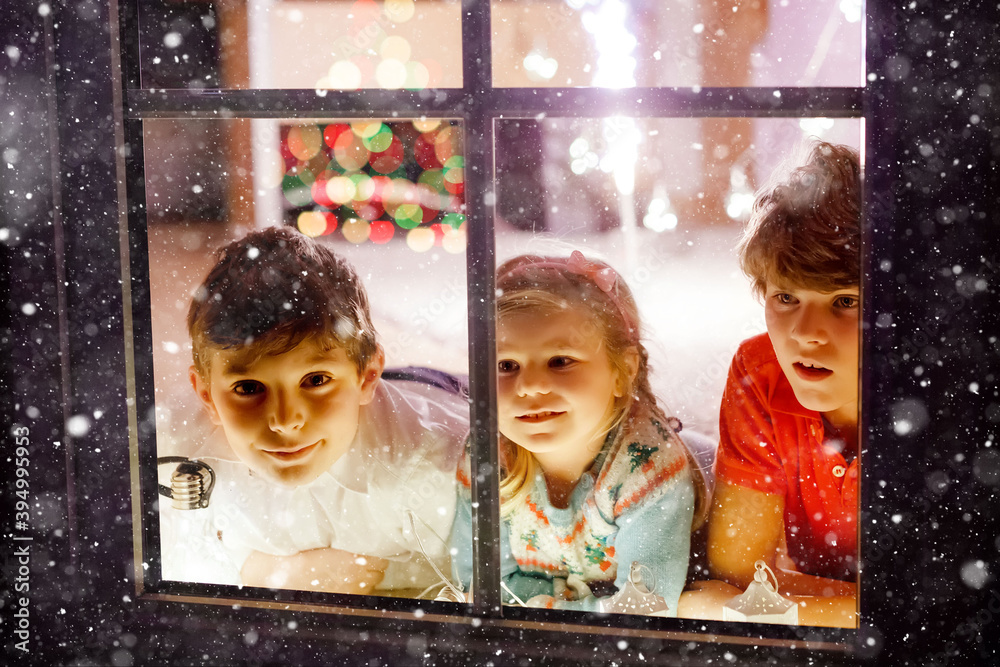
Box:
442 212 465 230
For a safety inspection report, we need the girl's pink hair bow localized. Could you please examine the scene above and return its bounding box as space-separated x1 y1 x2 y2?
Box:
565 250 618 295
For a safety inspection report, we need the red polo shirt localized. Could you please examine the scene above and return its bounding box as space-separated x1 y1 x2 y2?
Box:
716 333 858 581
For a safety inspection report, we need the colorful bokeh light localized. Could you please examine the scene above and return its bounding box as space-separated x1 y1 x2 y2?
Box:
351 173 376 203
325 175 356 205
393 203 423 229
441 212 466 230
380 35 411 62
352 121 383 140
361 124 394 153
415 133 441 170
324 123 350 148
443 155 465 195
313 0 446 92
406 227 436 252
287 125 323 161
369 220 396 244
282 168 315 207
405 61 430 90
385 0 415 23
297 211 328 237
369 135 405 174
323 60 363 90
300 211 338 237
441 225 466 254
412 119 441 133
281 119 465 250
311 177 336 208
434 126 462 165
334 130 370 171
376 59 408 89
342 218 371 244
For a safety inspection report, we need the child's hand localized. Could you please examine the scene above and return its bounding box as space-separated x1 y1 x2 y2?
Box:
241 547 388 595
676 579 744 620
677 579 743 621
525 594 557 609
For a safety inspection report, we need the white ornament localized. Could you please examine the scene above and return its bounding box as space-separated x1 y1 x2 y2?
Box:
602 561 671 617
722 560 799 625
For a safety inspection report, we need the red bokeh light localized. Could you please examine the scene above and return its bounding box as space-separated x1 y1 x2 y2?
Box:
414 133 441 170
429 223 446 245
369 220 395 244
311 177 336 207
323 123 350 149
322 211 339 235
353 199 385 222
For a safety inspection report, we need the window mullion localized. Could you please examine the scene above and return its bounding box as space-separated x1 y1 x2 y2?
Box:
461 0 504 618
125 88 470 120
463 109 502 617
478 86 863 119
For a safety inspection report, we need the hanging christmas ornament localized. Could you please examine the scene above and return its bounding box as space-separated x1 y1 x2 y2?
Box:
601 561 671 617
722 560 799 624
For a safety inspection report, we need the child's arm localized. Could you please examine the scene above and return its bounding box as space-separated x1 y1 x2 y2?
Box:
680 577 857 627
240 547 388 594
709 421 857 598
706 480 784 589
605 475 695 613
697 345 858 626
697 480 856 627
497 519 557 602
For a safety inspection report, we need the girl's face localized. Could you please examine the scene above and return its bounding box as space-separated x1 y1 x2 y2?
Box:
496 304 623 468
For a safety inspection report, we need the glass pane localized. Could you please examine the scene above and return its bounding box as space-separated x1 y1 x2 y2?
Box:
483 116 861 626
138 0 463 90
144 117 471 603
492 0 864 88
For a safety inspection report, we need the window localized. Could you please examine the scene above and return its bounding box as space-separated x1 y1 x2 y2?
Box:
7 0 997 664
121 0 863 651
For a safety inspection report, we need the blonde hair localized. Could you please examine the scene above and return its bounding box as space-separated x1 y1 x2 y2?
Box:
495 254 708 528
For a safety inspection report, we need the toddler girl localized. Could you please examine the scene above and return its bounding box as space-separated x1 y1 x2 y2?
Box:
452 251 707 613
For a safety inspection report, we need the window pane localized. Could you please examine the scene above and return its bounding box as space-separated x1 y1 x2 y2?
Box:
487 117 861 625
144 117 471 603
138 0 463 90
492 0 863 88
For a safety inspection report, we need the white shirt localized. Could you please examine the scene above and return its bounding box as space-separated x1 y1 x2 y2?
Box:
160 378 468 591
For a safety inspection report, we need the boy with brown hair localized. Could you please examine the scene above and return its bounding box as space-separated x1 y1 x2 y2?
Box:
704 140 862 626
182 226 467 594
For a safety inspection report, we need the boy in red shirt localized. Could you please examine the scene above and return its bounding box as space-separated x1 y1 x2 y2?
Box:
700 141 861 627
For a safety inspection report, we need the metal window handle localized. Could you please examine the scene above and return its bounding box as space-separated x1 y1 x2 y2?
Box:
157 457 216 510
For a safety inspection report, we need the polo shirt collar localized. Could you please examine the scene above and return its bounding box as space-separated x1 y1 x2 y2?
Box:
769 371 823 422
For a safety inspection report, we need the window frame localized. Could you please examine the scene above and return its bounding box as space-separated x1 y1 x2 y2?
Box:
113 0 868 654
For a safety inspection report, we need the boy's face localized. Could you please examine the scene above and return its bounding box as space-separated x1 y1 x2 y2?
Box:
191 339 384 487
764 281 860 428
